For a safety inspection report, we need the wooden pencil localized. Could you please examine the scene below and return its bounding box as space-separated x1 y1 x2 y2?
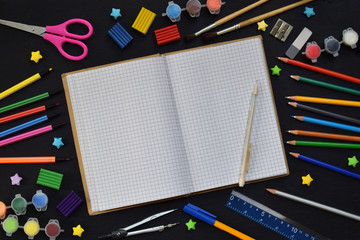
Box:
267 188 360 221
286 96 360 107
287 140 360 149
290 75 360 96
292 116 360 133
278 57 360 85
287 130 360 142
288 102 360 126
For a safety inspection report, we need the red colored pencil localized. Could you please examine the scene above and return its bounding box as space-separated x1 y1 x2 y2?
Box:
277 57 360 85
0 103 60 125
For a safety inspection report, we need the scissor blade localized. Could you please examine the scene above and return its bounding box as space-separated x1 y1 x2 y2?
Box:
0 19 45 37
123 209 177 231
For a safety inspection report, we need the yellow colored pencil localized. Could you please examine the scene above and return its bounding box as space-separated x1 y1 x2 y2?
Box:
286 96 360 107
0 68 52 100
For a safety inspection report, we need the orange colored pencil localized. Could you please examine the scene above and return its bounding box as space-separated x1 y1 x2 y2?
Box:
286 96 360 107
277 57 360 85
0 156 69 164
287 130 360 142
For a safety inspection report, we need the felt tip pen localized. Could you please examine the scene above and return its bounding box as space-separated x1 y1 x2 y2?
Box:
0 156 69 164
183 203 255 240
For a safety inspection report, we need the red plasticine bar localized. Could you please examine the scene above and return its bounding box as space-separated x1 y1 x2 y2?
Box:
154 24 180 46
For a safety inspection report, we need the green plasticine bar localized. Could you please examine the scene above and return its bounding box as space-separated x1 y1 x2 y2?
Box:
36 168 63 190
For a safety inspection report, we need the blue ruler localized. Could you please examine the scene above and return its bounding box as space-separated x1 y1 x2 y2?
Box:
225 190 331 240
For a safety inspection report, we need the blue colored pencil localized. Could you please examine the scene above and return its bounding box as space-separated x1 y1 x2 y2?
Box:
0 113 59 139
292 116 360 134
290 152 360 180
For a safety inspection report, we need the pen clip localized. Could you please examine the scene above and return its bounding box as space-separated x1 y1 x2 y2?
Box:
183 203 217 225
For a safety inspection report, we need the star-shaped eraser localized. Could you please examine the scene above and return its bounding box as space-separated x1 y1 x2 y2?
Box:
52 137 64 149
30 51 43 63
302 174 313 186
73 224 84 237
257 20 268 32
348 156 359 167
10 173 22 186
304 7 315 18
185 219 196 230
271 65 282 76
110 8 122 19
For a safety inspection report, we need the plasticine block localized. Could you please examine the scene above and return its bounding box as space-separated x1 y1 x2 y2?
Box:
56 191 83 217
154 24 181 46
132 7 156 35
36 168 63 190
108 23 133 49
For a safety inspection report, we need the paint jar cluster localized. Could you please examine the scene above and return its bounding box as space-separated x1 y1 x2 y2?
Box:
0 190 63 240
303 27 359 63
166 0 223 22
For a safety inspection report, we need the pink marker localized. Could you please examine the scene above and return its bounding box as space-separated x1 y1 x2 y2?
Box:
0 122 65 147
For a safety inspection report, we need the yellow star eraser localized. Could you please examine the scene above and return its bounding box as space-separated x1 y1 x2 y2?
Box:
257 20 268 32
73 224 84 237
302 174 313 186
30 51 43 63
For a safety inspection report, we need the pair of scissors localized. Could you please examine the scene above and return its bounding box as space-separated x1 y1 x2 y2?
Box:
0 18 93 61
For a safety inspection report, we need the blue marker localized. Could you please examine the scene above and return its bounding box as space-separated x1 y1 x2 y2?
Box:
293 115 360 133
0 113 59 139
183 203 255 240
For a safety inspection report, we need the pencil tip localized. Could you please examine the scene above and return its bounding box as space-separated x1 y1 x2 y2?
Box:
285 96 289 99
266 188 276 194
289 152 299 158
291 116 295 118
287 140 295 145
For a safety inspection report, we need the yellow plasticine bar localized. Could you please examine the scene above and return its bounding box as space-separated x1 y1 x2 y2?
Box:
132 7 156 34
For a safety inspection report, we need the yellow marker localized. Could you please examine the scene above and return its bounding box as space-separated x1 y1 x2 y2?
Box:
0 68 52 100
24 218 40 238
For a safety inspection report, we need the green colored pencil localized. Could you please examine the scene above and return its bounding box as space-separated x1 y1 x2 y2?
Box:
287 140 360 149
0 90 61 114
290 75 360 96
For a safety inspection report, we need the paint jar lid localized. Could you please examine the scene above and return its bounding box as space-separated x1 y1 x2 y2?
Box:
167 1 181 19
11 194 28 215
206 0 222 12
32 190 48 209
324 36 341 57
2 215 19 236
343 27 358 48
305 42 321 63
0 201 7 219
24 218 40 239
45 220 61 238
186 0 201 17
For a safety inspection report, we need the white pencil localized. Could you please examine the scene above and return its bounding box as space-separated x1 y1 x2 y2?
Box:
266 188 360 221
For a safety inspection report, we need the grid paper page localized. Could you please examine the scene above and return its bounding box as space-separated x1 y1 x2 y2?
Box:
165 37 288 192
65 56 192 213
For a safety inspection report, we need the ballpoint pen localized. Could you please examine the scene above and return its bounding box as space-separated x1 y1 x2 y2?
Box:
183 203 255 240
98 209 178 239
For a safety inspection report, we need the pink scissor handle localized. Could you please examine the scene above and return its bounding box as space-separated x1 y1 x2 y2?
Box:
43 33 88 61
45 18 93 40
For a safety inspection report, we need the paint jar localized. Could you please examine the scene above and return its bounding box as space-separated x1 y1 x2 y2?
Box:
342 27 358 49
2 215 19 236
32 190 48 211
206 0 222 14
11 194 28 215
166 1 181 22
24 218 40 239
305 41 321 63
186 0 202 17
0 201 7 219
45 219 63 240
324 36 340 57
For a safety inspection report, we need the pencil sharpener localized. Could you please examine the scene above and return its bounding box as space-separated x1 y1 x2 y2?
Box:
270 19 293 42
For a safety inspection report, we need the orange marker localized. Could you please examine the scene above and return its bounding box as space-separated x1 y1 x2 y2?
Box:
0 157 69 164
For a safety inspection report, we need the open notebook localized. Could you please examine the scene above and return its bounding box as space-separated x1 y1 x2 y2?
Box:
62 36 288 215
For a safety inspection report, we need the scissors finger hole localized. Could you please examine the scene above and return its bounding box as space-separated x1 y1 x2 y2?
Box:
62 42 85 57
67 23 91 36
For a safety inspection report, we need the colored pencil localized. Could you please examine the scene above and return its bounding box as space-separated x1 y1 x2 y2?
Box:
267 188 360 221
290 75 360 96
202 0 314 42
292 116 360 134
185 0 269 41
286 96 360 107
0 90 61 114
277 57 360 85
0 103 60 125
287 130 360 142
0 113 59 139
0 68 52 100
288 102 360 126
0 122 65 147
290 152 360 180
287 140 360 149
0 156 69 164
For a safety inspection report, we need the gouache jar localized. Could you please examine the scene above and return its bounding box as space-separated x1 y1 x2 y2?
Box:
11 194 28 215
206 0 222 14
45 219 62 240
2 215 19 236
305 42 321 63
186 0 202 17
166 1 181 22
324 36 340 57
24 218 40 239
342 27 358 49
32 190 48 211
0 201 7 219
